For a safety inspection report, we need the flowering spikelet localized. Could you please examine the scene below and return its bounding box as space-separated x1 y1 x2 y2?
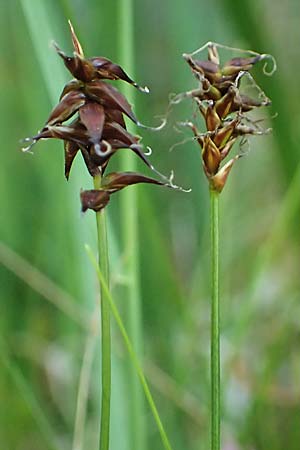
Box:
180 43 273 192
23 22 178 211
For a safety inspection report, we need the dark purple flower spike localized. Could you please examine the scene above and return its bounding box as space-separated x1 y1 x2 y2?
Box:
22 21 187 211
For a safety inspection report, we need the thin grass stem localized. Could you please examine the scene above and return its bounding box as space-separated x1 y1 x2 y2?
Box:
117 0 145 449
72 333 97 450
93 175 111 450
0 241 90 329
85 245 174 450
210 189 220 450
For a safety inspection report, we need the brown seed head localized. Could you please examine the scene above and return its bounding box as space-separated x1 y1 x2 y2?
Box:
181 42 273 192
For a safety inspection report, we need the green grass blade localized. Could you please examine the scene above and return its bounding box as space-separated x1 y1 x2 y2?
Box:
117 0 145 449
19 0 67 103
0 338 61 450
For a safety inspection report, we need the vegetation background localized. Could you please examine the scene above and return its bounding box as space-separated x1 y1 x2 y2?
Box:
1 0 300 449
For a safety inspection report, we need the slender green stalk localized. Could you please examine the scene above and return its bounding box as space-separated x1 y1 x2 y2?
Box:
93 175 111 450
210 189 220 450
117 1 145 449
85 245 173 450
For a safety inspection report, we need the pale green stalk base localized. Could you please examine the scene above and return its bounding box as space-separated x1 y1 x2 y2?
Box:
210 189 220 450
93 175 111 450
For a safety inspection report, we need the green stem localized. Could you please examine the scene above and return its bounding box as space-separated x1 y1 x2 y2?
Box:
117 1 145 449
210 189 220 450
93 175 111 450
85 246 174 450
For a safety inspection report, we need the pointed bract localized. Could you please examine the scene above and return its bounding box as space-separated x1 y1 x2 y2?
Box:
80 189 110 212
205 105 221 131
202 136 221 176
53 41 95 82
101 171 167 193
222 55 262 76
45 91 86 126
232 94 271 112
215 86 236 119
59 79 83 99
84 81 138 123
68 20 84 57
33 122 88 147
208 45 220 65
213 117 239 149
79 103 105 146
103 122 139 146
89 57 148 92
210 156 241 192
80 172 168 212
64 140 79 180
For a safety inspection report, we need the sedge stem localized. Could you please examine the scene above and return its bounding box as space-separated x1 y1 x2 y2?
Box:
93 174 111 450
210 189 220 450
85 246 174 450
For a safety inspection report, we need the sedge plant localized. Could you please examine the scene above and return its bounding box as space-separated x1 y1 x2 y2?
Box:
173 42 275 450
22 22 180 450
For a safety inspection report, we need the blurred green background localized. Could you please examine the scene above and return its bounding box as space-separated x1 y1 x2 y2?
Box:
1 0 300 449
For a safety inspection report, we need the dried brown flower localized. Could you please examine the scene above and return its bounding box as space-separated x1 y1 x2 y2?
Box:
179 42 274 192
